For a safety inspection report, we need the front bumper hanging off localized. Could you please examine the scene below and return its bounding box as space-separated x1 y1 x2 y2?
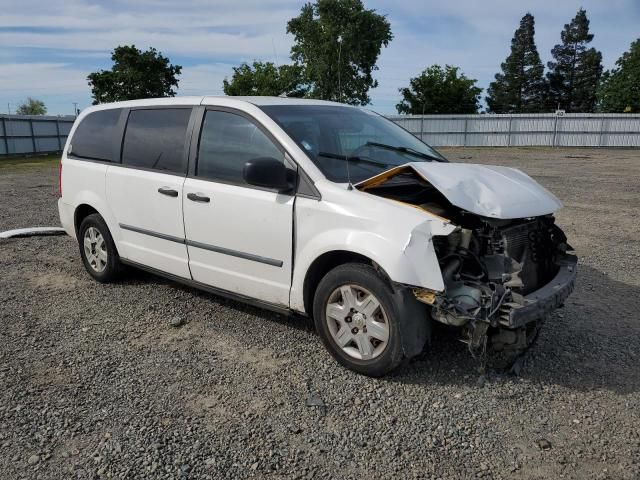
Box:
504 254 578 328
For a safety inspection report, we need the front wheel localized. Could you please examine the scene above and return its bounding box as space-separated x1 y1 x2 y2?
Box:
313 263 426 377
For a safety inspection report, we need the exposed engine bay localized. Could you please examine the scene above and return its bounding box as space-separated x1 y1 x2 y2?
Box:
357 165 577 365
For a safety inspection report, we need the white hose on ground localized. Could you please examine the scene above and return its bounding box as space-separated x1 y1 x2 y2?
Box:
0 227 66 239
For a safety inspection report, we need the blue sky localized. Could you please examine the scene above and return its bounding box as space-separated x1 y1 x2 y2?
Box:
1 0 638 115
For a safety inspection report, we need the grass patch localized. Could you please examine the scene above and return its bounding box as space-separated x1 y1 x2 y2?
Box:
0 153 60 170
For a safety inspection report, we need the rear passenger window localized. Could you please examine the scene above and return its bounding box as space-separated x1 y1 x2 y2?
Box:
197 110 283 184
70 109 121 161
122 108 191 174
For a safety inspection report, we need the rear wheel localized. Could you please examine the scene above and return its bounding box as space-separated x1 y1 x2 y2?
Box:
78 213 122 282
313 263 416 377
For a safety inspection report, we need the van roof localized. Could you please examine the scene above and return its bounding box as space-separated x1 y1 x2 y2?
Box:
83 96 350 111
208 96 346 107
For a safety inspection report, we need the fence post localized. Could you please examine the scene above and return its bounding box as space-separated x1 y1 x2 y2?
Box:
463 117 468 147
507 115 513 147
1 117 8 155
55 119 61 151
552 114 559 147
29 118 37 153
598 117 606 147
420 115 425 142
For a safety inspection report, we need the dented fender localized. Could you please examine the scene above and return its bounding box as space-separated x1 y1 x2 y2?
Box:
290 185 456 314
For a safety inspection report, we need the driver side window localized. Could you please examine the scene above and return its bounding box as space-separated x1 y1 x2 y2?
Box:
197 110 283 185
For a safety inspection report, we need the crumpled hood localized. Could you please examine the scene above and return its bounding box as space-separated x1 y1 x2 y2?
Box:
356 162 563 219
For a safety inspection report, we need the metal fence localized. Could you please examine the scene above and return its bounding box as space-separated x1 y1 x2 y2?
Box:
2 112 639 156
0 114 75 156
388 113 640 147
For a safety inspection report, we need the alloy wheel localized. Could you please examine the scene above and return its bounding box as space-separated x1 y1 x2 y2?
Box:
83 227 107 273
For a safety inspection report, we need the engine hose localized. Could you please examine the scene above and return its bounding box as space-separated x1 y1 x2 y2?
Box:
486 289 510 319
442 257 462 283
457 246 488 277
461 272 484 281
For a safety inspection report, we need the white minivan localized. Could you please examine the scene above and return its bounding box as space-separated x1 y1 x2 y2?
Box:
58 96 577 376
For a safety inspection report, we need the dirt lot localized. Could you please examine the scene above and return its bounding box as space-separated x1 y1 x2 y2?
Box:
1 148 639 480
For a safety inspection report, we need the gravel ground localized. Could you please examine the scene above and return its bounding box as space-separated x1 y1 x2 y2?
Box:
1 148 639 480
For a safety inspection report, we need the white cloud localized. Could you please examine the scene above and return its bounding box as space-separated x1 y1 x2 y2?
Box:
177 63 236 95
0 0 299 63
0 63 88 94
0 63 92 114
1 0 638 114
0 29 292 60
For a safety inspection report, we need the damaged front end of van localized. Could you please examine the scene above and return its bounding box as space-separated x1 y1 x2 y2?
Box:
356 162 577 360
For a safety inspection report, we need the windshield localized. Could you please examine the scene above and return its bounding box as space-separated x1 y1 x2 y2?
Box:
259 105 447 183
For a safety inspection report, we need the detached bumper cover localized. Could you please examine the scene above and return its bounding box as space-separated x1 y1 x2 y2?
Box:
506 254 578 328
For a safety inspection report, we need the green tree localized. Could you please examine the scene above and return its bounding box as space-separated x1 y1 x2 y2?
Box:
546 9 602 112
16 97 47 115
286 0 392 105
223 62 307 97
597 39 640 113
396 65 482 114
87 45 182 104
486 13 547 113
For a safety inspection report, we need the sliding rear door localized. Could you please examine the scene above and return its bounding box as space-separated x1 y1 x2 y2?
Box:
106 107 194 277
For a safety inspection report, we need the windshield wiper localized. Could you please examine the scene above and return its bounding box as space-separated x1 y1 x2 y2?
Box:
364 141 443 162
317 151 392 168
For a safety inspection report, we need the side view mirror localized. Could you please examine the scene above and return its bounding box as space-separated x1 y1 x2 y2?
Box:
243 157 295 192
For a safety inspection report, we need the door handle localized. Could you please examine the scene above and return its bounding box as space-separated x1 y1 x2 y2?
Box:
187 192 210 203
158 187 179 197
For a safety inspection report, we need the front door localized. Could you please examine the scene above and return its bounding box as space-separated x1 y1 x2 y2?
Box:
182 109 294 306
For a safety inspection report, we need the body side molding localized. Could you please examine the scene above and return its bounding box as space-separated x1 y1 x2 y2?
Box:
119 223 283 267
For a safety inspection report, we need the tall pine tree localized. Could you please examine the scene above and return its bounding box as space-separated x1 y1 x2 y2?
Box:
597 39 640 113
486 13 547 113
546 9 603 112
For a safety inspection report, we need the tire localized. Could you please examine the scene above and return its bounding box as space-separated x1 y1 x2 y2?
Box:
313 263 429 377
78 213 122 283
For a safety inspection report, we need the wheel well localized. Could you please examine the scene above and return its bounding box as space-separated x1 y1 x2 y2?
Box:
74 204 99 235
303 250 392 318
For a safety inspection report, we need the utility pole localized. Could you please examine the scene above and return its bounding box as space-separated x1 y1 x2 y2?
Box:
271 37 279 66
420 100 426 141
73 103 79 116
337 35 343 103
7 103 11 115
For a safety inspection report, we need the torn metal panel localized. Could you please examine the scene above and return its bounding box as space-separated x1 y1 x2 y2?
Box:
400 219 456 292
356 162 563 219
413 288 437 305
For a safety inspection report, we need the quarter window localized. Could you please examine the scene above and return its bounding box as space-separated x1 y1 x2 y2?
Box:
122 108 191 174
70 109 121 161
197 110 283 184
